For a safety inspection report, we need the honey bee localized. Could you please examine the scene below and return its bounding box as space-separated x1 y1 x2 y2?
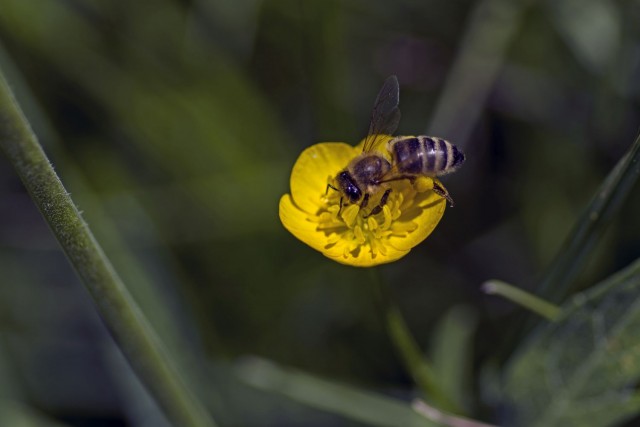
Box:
328 75 465 216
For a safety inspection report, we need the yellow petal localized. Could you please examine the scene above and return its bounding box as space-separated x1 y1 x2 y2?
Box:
290 142 358 213
279 194 328 252
387 190 446 251
279 194 349 258
325 245 409 267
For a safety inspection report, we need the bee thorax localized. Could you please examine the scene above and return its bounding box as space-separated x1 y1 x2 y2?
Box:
350 154 391 182
334 154 391 205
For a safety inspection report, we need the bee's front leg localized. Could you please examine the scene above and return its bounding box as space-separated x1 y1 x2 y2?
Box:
360 193 370 209
364 189 391 218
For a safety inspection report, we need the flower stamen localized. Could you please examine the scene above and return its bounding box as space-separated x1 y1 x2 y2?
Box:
312 183 429 261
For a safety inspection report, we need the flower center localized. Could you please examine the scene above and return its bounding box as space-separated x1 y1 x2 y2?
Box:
314 180 425 258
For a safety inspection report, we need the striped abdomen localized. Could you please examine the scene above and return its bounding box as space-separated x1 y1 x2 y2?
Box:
388 136 465 176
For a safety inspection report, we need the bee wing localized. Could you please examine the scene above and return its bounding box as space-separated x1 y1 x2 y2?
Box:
362 75 401 153
378 155 418 182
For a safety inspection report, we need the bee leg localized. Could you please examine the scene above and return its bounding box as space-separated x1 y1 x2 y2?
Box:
360 193 370 209
364 189 391 218
432 181 455 207
338 197 344 215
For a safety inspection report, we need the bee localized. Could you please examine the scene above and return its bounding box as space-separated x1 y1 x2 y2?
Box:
328 75 465 216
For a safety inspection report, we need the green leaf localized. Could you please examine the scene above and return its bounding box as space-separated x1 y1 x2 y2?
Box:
504 257 640 427
236 357 439 427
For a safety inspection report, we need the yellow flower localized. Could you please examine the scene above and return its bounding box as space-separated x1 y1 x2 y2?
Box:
279 139 447 267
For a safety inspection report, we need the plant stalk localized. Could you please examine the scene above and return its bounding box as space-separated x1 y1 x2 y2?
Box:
371 269 462 415
0 69 216 427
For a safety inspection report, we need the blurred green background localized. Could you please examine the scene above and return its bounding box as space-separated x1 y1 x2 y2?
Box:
1 0 639 425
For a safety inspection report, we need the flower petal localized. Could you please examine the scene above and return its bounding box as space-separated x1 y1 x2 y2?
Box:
279 194 350 257
387 184 446 251
279 194 326 252
325 245 409 267
290 142 358 213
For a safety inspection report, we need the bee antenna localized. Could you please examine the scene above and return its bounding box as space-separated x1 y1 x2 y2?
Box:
326 183 338 195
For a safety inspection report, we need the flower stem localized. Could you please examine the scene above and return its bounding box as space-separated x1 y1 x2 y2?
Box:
412 399 498 427
0 70 216 426
371 269 462 414
482 280 560 321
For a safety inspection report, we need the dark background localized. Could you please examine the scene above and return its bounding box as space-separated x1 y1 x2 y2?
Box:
0 0 639 425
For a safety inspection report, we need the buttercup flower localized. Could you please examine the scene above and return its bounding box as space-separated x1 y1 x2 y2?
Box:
279 138 447 267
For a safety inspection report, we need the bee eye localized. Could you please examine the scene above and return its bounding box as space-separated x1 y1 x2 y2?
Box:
345 184 361 202
338 171 362 203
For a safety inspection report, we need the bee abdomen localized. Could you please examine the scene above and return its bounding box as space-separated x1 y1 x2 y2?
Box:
390 136 465 176
425 137 450 174
391 137 423 174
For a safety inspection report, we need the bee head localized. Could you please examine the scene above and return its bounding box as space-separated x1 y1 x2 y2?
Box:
337 171 362 203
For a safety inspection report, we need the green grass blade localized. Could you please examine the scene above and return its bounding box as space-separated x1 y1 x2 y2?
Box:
236 357 439 427
372 271 461 414
0 68 216 427
505 257 640 427
429 306 478 414
547 0 620 74
500 133 640 360
412 400 498 427
427 0 534 143
385 305 462 413
0 400 72 427
537 133 640 303
482 280 560 321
